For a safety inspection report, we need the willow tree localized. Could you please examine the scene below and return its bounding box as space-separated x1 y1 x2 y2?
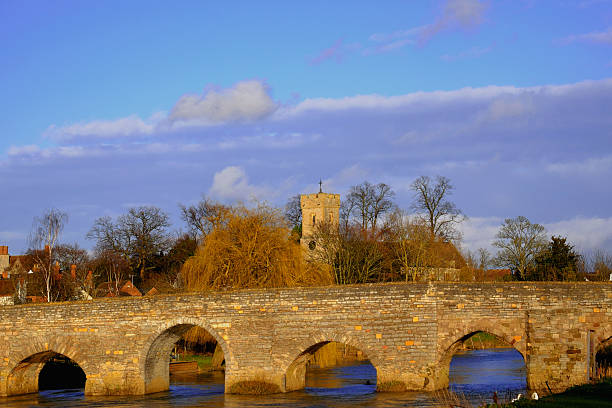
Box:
182 203 331 290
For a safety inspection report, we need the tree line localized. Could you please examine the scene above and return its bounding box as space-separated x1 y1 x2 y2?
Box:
10 175 611 303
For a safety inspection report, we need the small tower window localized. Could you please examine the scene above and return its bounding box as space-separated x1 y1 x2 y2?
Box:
312 214 316 225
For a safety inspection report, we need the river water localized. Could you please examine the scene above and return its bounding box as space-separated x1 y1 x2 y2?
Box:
1 348 526 407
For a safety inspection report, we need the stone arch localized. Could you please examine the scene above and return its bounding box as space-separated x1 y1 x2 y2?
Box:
6 336 89 397
433 322 527 390
279 329 381 392
140 317 232 394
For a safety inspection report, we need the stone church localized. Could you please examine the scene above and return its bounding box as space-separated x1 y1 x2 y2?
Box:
299 183 340 252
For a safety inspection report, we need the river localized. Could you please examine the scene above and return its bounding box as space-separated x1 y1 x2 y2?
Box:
1 348 526 407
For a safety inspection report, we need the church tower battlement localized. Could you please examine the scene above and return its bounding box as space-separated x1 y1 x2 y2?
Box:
300 183 340 252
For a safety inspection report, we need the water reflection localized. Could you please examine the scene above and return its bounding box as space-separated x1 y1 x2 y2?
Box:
0 348 526 407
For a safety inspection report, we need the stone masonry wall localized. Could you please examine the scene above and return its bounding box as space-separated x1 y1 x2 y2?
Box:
0 282 610 396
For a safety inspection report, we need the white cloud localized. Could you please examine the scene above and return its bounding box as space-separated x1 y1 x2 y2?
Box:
313 164 370 194
7 144 97 160
7 144 42 156
546 156 612 175
170 80 277 123
545 217 612 252
561 27 612 45
208 166 270 202
458 216 503 253
45 114 161 142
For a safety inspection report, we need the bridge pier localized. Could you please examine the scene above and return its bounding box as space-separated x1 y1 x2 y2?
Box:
225 369 284 394
1 360 45 396
83 369 144 396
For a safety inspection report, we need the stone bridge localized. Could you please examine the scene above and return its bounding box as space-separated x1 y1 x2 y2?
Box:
0 282 610 397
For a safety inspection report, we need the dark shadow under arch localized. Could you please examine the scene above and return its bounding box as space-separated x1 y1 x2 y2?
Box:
7 351 87 396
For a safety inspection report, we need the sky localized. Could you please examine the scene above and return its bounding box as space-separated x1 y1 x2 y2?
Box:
1 0 611 255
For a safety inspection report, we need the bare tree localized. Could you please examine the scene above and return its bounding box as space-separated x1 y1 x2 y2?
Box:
180 196 228 241
309 220 385 284
492 216 547 280
339 199 355 232
369 183 396 230
56 243 91 297
580 249 612 281
87 216 129 256
284 195 302 232
88 206 171 281
345 181 395 231
384 209 437 282
478 248 492 270
119 206 170 280
91 249 129 295
410 175 464 241
56 243 89 269
593 250 612 281
29 208 68 302
346 182 374 230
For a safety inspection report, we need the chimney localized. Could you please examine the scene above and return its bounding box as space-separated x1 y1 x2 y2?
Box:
71 264 77 279
0 246 9 272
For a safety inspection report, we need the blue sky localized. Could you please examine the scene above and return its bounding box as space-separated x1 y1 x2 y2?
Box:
1 0 611 255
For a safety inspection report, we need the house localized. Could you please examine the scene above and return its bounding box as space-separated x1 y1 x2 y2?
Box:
482 268 512 281
96 280 142 297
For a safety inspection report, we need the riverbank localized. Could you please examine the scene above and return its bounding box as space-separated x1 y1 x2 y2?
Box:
504 377 612 407
174 354 215 371
462 332 509 350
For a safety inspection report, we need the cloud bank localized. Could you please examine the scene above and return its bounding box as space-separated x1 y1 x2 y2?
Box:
2 78 611 255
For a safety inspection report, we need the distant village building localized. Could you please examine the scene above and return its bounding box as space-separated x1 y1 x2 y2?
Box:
299 182 340 253
96 280 143 297
0 246 9 279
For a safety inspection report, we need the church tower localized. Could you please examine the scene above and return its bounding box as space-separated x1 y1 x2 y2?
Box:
300 181 340 252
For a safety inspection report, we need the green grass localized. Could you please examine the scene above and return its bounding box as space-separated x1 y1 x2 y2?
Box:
177 354 212 370
505 378 612 408
464 332 509 349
